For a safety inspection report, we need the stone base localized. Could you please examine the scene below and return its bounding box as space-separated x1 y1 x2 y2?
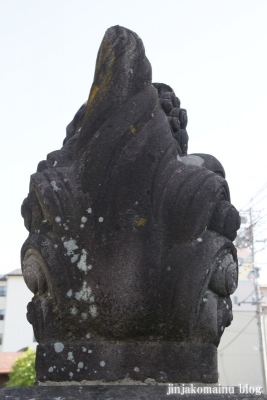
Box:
36 341 217 384
0 385 266 400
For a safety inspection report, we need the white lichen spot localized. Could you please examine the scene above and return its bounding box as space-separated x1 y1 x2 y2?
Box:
67 352 74 361
81 312 88 320
203 298 209 302
48 366 53 372
223 300 226 304
77 369 80 372
63 223 69 231
78 362 84 369
98 217 104 223
89 296 95 303
87 208 92 214
75 281 92 301
151 113 154 117
70 307 78 315
63 239 78 256
167 266 171 271
206 269 209 274
43 353 46 357
82 347 87 352
89 304 98 318
54 342 64 353
221 326 224 331
66 289 73 298
100 361 105 367
64 178 68 182
55 216 61 223
226 304 229 309
180 155 204 167
77 251 93 273
86 333 91 339
71 254 79 263
78 127 81 132
197 238 203 242
88 350 92 353
51 181 61 191
81 216 87 223
134 367 140 372
53 161 57 167
69 372 73 379
54 244 58 249
80 224 85 228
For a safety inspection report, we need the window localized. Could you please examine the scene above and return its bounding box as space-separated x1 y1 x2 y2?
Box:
0 286 6 296
0 310 5 320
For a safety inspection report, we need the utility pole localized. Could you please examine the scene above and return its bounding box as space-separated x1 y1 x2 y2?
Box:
250 206 267 393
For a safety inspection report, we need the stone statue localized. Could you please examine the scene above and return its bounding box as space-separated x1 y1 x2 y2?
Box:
21 25 240 384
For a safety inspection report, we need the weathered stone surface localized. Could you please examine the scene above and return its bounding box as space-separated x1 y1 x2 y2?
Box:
1 386 266 400
20 25 240 384
36 342 217 383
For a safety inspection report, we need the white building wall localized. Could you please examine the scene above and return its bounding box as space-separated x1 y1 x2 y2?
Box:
0 281 7 352
218 280 264 388
2 276 36 352
218 311 263 387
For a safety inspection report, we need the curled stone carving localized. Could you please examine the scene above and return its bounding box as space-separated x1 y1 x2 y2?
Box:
21 25 240 384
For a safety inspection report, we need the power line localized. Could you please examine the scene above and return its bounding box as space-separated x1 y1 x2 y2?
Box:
240 182 267 212
251 193 267 209
218 315 256 353
237 289 255 305
255 226 267 238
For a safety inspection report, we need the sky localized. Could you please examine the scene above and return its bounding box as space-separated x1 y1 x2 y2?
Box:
1 0 267 278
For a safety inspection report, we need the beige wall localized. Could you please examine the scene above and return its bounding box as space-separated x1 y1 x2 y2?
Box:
218 310 263 387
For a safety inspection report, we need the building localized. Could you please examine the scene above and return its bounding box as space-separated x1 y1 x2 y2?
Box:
0 352 23 388
0 269 36 353
218 245 266 390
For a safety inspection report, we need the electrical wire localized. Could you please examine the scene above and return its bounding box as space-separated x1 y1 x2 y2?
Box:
255 226 267 238
237 289 255 305
240 182 267 212
218 315 256 353
251 193 267 209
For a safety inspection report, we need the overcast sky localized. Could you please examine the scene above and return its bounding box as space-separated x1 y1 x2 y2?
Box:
1 0 267 278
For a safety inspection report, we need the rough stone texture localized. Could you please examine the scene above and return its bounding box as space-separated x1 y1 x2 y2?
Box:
1 386 266 400
36 342 217 383
20 25 240 384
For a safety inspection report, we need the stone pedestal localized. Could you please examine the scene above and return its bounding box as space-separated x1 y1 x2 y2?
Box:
36 342 217 384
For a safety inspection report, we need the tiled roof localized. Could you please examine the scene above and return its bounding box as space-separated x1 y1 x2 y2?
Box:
0 352 24 374
6 269 22 276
